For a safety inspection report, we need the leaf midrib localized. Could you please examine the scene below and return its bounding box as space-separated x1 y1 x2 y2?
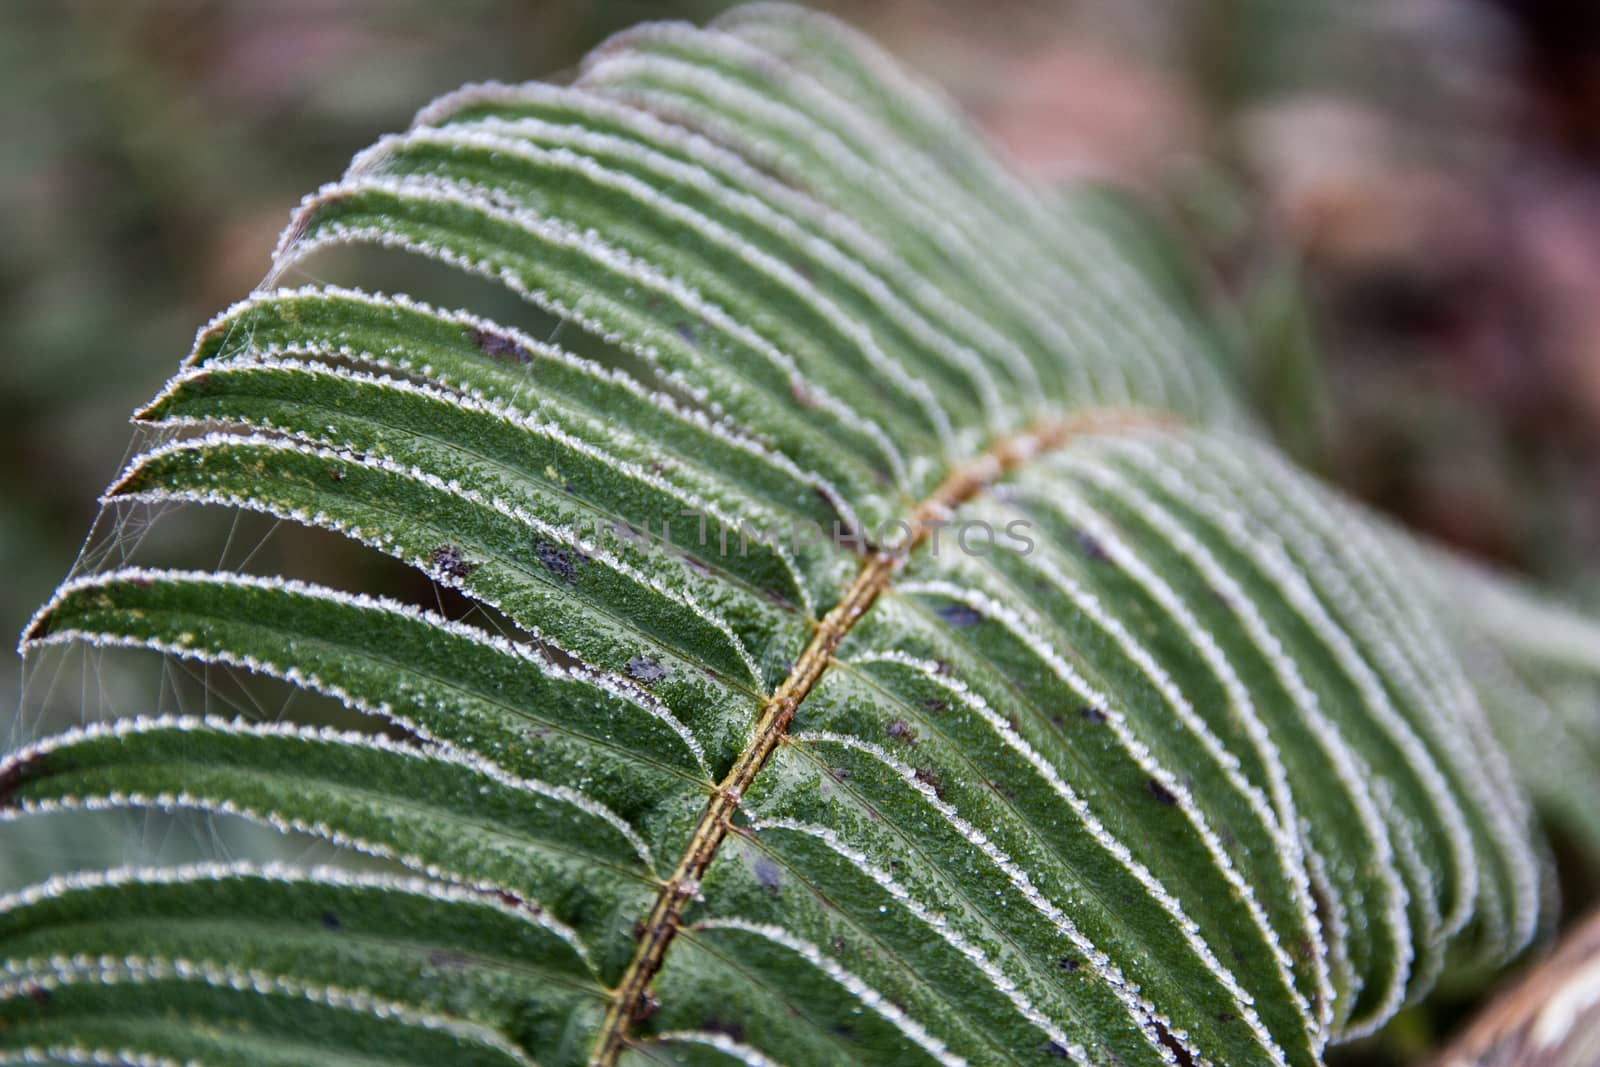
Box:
588 409 1169 1065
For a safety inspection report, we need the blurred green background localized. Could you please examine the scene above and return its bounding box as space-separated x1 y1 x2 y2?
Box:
3 0 1599 1058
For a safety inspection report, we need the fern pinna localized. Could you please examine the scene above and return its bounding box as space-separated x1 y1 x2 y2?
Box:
7 6 1600 1066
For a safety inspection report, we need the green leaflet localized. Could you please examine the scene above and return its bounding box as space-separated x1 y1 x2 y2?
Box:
27 570 718 792
280 179 919 513
0 866 604 1058
111 432 783 689
144 358 819 625
6 5 1599 1067
1 719 660 937
1 977 538 1067
178 287 860 596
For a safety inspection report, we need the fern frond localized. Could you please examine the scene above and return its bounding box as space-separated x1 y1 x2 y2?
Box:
7 6 1598 1066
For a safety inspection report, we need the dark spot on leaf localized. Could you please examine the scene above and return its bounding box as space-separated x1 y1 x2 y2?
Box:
932 658 951 675
704 1018 745 1043
0 754 38 809
1146 778 1179 806
636 989 660 1021
832 1024 855 1040
828 767 851 781
1082 705 1108 723
468 326 531 364
674 322 698 347
913 767 944 798
937 603 983 628
1044 1041 1073 1059
753 856 783 894
1074 528 1108 562
627 656 669 684
321 911 341 930
1152 1019 1196 1067
1216 1012 1237 1023
922 698 947 712
1058 957 1080 972
325 467 345 482
25 985 49 1007
492 889 539 916
430 544 476 580
534 538 579 583
886 719 916 745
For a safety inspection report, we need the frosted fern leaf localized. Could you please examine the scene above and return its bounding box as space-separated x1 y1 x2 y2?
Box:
6 6 1600 1066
